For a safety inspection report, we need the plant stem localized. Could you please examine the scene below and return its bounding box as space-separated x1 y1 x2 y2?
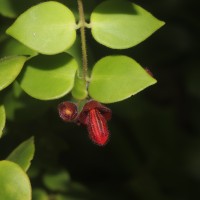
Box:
77 0 88 82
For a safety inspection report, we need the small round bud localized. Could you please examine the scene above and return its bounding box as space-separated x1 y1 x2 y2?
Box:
58 102 78 122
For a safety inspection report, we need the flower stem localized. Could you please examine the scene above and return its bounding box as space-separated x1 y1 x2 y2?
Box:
77 0 88 82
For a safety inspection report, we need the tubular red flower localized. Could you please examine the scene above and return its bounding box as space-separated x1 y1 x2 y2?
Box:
87 109 110 146
78 100 112 146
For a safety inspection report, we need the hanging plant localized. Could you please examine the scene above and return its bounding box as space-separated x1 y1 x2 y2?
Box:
0 0 164 146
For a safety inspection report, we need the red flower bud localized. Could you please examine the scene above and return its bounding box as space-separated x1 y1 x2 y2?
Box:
58 102 78 122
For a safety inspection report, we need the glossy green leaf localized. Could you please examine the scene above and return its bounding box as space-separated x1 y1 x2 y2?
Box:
0 160 31 200
18 53 78 100
0 56 27 91
0 38 37 57
0 105 6 137
7 137 35 171
6 1 76 55
43 170 70 192
91 0 165 49
89 55 157 103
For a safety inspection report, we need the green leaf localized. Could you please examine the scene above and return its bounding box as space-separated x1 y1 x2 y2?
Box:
6 1 77 55
0 0 16 18
0 105 6 137
88 55 157 103
32 189 48 200
7 137 35 171
0 160 31 200
0 0 40 18
0 38 37 57
43 170 70 192
91 0 165 49
4 82 51 122
0 56 27 91
18 53 78 100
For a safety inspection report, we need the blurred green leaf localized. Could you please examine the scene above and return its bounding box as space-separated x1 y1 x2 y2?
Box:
0 0 19 18
7 137 35 171
18 53 78 100
43 169 70 192
0 38 37 57
0 56 27 91
3 82 51 122
32 189 48 200
0 160 31 200
0 0 40 18
91 0 164 49
89 55 157 103
0 105 6 137
50 195 83 200
6 1 76 55
27 165 39 179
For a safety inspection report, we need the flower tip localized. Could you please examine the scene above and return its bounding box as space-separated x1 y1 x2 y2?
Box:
91 134 109 146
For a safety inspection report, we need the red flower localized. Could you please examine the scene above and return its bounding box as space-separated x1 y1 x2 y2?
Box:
78 100 112 146
58 100 112 146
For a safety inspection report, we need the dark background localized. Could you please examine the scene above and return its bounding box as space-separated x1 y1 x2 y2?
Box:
0 0 200 199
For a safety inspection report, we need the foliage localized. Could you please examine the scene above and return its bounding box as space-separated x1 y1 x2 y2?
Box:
1 0 163 102
89 55 156 103
0 138 34 200
7 137 35 171
90 0 164 49
0 160 31 200
0 0 168 199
